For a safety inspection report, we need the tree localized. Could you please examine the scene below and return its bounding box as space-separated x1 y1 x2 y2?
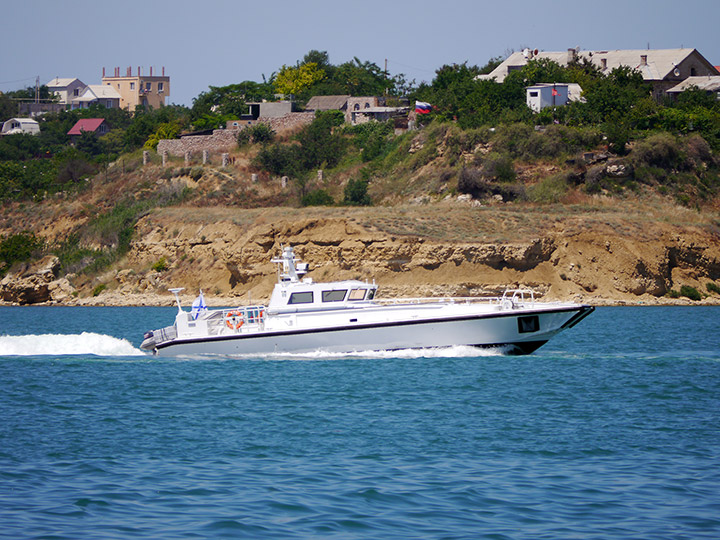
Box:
343 178 371 206
296 112 346 170
273 62 326 96
583 66 649 122
0 92 17 122
144 122 181 150
191 82 273 121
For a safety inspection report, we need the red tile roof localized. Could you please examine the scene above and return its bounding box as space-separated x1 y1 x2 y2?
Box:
67 118 107 135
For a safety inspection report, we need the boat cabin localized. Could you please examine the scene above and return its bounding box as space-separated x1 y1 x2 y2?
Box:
268 246 377 313
268 279 377 313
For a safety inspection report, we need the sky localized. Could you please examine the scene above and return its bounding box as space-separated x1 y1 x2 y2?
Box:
2 0 719 107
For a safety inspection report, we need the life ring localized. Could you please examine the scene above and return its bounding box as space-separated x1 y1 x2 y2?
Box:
225 310 244 330
501 298 514 311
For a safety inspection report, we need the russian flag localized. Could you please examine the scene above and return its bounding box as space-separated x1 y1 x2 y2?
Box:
415 101 432 114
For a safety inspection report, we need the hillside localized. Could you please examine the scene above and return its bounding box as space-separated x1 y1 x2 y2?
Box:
1 155 719 307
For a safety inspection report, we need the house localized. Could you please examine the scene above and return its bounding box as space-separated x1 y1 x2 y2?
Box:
480 48 719 99
666 76 720 99
349 106 409 125
72 85 122 109
1 117 40 136
248 101 295 118
525 83 583 112
101 66 170 110
304 95 351 113
67 118 110 137
46 77 86 105
304 96 400 124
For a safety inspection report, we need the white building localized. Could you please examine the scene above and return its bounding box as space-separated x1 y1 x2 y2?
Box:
1 118 40 136
526 84 571 112
71 85 122 109
46 77 86 105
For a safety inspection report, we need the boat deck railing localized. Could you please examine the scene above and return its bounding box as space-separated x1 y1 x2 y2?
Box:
195 305 267 336
374 289 537 310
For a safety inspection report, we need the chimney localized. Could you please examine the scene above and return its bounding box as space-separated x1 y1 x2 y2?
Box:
640 55 648 66
150 66 153 76
567 48 577 63
138 66 141 76
162 66 165 76
102 67 105 77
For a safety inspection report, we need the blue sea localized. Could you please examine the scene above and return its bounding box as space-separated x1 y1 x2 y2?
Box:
1 305 719 539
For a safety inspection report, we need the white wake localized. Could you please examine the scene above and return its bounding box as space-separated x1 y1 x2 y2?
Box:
0 332 144 357
229 345 509 361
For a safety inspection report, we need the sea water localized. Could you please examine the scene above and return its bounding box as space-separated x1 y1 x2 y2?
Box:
0 306 719 539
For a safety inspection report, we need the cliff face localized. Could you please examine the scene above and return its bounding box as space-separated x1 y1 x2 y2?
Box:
2 206 719 306
87 213 720 305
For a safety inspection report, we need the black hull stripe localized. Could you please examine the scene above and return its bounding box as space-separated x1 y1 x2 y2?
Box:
154 306 589 351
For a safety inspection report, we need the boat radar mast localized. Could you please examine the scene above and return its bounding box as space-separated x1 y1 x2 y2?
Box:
272 246 309 283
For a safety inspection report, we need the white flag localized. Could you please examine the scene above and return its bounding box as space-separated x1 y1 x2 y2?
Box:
191 290 208 320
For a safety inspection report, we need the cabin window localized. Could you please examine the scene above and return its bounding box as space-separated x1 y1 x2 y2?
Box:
367 289 376 300
348 289 366 301
518 315 539 333
288 291 314 304
322 290 347 302
529 91 538 97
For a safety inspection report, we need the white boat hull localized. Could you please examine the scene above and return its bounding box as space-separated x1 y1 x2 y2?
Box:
149 305 593 357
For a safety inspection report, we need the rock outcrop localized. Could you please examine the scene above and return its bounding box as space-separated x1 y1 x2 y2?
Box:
77 214 720 306
1 256 76 305
3 211 719 307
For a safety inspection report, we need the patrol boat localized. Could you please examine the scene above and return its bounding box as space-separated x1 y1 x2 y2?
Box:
140 246 593 356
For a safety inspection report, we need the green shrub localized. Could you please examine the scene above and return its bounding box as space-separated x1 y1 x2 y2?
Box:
152 256 169 272
632 133 683 170
528 174 570 203
706 282 720 295
92 283 107 296
0 231 44 276
457 166 525 201
480 153 516 182
249 123 275 144
254 143 302 177
238 123 275 147
301 189 334 206
679 285 702 301
343 178 371 206
189 166 203 181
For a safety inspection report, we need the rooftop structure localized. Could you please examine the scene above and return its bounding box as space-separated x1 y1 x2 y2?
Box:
480 48 719 99
101 66 170 110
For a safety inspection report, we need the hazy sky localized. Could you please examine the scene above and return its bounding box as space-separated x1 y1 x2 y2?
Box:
3 0 718 106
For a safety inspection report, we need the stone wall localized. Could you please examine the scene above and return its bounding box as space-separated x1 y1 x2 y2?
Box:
157 112 315 157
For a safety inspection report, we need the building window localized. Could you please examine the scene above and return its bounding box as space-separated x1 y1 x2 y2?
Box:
106 100 112 108
354 103 360 111
530 91 538 97
130 82 135 90
146 82 152 91
158 82 164 92
288 291 313 304
690 67 697 76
